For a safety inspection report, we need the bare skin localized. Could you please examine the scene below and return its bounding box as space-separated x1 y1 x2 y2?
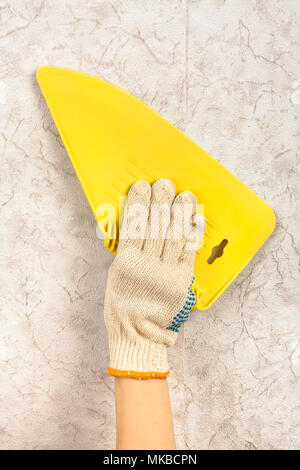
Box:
115 377 176 450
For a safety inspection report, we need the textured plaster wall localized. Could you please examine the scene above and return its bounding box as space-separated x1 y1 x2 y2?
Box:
0 0 299 449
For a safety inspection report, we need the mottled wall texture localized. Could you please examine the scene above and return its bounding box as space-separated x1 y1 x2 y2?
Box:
0 0 299 450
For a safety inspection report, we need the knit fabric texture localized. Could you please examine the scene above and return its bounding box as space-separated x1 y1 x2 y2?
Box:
104 179 204 379
166 277 196 332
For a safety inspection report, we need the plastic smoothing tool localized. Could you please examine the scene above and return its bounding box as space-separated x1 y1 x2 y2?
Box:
37 66 275 310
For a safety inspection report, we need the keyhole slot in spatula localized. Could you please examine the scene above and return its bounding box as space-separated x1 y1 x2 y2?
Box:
207 239 228 264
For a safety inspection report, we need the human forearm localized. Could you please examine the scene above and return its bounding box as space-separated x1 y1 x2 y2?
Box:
115 377 175 450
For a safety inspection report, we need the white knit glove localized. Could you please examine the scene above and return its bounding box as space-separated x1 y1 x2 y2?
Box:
104 179 204 379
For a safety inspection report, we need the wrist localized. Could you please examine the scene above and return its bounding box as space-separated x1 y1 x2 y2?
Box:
107 334 169 379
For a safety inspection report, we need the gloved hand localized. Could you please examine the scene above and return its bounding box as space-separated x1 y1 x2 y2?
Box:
104 179 204 379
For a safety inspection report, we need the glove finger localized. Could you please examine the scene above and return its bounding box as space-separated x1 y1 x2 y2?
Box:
118 180 151 252
162 190 197 263
143 179 176 256
179 212 205 264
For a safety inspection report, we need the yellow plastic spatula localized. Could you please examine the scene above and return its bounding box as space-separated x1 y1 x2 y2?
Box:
37 66 275 310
